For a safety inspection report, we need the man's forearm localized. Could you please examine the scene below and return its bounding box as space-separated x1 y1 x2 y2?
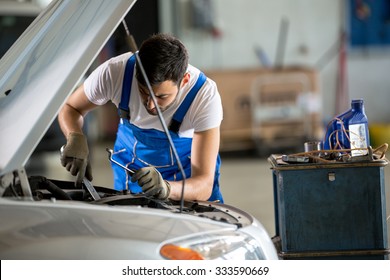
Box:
168 175 213 201
58 103 85 137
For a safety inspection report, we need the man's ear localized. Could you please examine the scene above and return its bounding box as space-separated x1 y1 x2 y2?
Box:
180 72 190 87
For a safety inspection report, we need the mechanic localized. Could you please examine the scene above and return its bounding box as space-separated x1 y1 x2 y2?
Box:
58 33 224 203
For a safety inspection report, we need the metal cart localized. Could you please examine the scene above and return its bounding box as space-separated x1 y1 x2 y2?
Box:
268 154 389 260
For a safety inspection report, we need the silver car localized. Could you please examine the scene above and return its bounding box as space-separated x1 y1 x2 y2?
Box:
0 0 278 260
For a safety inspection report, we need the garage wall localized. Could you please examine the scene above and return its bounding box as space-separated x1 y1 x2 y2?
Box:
159 0 390 124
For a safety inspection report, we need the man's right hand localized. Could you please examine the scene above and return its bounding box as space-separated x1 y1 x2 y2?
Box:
60 132 93 181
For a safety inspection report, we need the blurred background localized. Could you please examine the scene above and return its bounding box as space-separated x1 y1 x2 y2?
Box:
1 0 390 236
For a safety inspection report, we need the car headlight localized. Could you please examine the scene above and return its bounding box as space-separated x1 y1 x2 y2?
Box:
160 231 266 260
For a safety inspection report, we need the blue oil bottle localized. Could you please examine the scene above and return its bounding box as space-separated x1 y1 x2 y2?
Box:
323 99 369 156
323 110 350 150
344 99 370 156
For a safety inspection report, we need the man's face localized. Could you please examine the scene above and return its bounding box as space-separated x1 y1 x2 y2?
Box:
138 80 179 115
137 73 190 116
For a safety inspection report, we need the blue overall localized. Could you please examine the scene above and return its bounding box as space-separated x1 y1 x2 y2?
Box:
111 55 223 202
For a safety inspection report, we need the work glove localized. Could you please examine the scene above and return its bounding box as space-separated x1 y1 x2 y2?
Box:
131 167 171 200
60 132 93 181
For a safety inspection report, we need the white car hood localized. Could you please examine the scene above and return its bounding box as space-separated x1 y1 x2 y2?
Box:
0 0 137 176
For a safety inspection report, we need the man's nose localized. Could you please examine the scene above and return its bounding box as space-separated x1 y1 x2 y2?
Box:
146 96 155 109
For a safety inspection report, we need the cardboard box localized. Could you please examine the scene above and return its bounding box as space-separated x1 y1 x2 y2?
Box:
205 67 321 152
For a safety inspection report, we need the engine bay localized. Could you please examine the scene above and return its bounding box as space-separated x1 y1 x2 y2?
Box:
1 175 251 228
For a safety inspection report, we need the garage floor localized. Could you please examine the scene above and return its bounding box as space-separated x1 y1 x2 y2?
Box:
36 142 390 245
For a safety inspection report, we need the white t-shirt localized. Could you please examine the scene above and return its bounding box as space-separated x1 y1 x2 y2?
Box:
84 52 223 138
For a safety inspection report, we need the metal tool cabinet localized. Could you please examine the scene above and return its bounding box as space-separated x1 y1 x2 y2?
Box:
268 155 389 259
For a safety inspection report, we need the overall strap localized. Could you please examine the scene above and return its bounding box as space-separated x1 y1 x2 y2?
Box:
169 72 207 133
118 54 136 119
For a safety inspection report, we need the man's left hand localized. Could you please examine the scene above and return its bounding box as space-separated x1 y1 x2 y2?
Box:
131 167 171 200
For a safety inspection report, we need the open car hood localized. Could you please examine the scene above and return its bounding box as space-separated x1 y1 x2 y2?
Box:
0 0 137 176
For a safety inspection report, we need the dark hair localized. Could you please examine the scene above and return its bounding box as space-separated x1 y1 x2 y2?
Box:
136 33 189 87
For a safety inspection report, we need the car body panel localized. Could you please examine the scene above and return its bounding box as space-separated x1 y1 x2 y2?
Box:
0 0 137 176
0 198 239 259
